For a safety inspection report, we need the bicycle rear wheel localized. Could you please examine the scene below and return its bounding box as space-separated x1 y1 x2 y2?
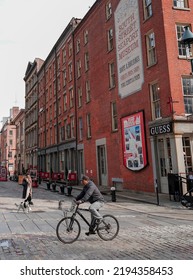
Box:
56 217 81 244
97 214 119 241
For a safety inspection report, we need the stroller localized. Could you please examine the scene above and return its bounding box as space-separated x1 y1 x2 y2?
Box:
181 187 193 208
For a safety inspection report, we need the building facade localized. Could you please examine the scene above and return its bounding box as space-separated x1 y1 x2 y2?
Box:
24 58 44 171
33 0 193 194
37 18 80 177
0 107 19 177
13 109 25 175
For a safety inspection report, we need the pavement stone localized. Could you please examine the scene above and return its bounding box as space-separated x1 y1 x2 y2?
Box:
0 180 193 260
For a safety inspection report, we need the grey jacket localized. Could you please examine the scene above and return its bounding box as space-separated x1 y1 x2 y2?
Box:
76 180 104 204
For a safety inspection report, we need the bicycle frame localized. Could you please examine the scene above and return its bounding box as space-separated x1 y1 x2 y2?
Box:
69 204 91 228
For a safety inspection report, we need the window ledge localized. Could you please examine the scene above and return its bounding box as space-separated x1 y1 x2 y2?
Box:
172 7 190 11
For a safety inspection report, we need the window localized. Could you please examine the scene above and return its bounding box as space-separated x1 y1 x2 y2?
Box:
68 41 72 57
86 113 91 138
176 24 191 57
63 69 67 87
63 91 67 111
77 60 81 78
146 31 157 66
58 97 61 115
143 0 152 20
106 2 112 20
166 138 173 172
69 87 74 108
85 52 89 71
78 87 82 107
79 117 83 141
173 0 189 8
109 62 115 88
68 63 73 81
111 102 118 131
183 137 192 174
107 28 113 51
76 39 80 53
84 30 88 45
150 82 161 119
86 80 91 103
60 126 65 141
182 77 193 114
57 55 60 70
62 48 66 64
70 116 75 138
57 75 61 92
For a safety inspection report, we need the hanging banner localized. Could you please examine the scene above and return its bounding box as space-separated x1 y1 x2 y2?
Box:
121 111 147 171
114 0 144 98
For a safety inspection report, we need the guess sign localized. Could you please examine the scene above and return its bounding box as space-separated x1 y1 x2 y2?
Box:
150 123 172 136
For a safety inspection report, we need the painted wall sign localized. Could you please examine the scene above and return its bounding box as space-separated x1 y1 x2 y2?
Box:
149 123 173 136
121 111 147 171
114 0 144 98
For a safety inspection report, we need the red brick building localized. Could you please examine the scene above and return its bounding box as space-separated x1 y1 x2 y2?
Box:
36 0 193 194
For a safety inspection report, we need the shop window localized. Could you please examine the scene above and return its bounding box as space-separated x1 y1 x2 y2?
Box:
182 137 193 174
158 139 167 177
166 138 173 172
182 76 193 114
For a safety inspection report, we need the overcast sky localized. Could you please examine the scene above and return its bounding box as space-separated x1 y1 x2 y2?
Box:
0 0 96 121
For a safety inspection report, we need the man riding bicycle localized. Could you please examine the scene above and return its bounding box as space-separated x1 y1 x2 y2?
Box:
75 175 105 236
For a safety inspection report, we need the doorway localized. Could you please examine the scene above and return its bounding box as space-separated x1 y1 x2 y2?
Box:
97 145 107 186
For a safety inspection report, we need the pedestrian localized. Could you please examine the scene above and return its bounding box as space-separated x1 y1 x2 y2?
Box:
75 175 105 236
24 171 33 207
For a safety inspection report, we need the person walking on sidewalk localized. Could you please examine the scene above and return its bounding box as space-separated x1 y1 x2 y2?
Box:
23 171 33 207
75 175 105 236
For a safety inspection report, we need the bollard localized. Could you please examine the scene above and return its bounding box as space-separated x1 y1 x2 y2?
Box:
52 182 56 192
46 182 51 190
111 186 116 202
67 185 72 196
60 185 65 195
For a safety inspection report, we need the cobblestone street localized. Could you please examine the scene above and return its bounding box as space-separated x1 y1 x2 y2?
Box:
1 181 193 260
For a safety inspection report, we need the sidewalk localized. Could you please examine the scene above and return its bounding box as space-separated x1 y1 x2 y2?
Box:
73 184 182 209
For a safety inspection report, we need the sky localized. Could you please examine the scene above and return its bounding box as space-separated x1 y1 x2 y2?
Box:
0 0 96 121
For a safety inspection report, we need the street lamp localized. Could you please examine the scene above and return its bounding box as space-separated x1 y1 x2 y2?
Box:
180 26 193 74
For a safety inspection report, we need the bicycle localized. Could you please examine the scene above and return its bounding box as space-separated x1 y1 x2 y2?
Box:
56 200 119 244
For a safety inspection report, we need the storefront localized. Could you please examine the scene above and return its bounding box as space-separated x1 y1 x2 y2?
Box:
149 118 193 194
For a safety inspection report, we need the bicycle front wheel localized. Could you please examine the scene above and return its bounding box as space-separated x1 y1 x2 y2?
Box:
56 217 81 244
97 214 119 241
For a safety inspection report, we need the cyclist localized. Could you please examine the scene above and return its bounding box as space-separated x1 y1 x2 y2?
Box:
75 175 105 236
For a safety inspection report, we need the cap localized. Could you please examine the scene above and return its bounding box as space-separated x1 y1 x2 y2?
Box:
81 175 89 181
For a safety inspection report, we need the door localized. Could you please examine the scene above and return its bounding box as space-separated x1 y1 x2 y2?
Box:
157 138 172 193
97 145 107 186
